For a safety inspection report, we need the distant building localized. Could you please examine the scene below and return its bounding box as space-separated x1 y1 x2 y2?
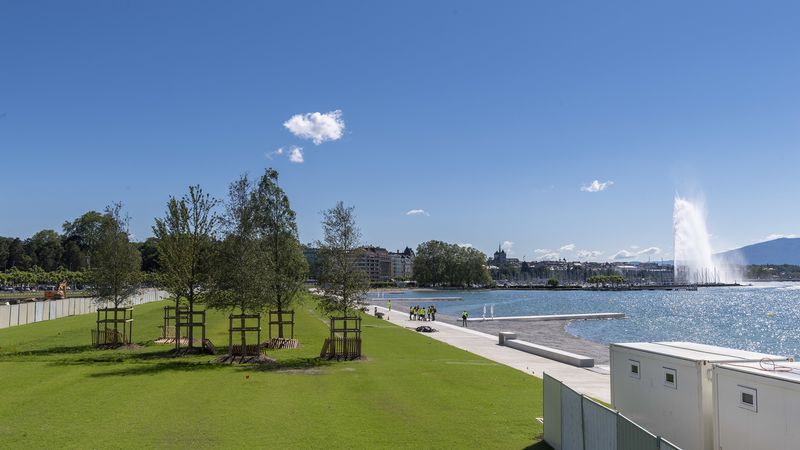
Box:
389 247 415 279
302 245 319 280
356 246 392 282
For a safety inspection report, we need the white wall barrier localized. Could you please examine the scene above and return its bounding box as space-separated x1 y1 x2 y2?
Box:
543 373 682 450
0 289 169 330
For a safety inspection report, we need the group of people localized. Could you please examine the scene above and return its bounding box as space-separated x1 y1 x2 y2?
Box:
409 305 437 321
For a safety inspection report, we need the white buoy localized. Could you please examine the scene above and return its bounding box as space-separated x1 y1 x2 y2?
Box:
490 304 494 320
482 304 486 320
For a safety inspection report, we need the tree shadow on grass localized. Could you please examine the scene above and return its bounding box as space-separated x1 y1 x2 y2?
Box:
0 344 95 358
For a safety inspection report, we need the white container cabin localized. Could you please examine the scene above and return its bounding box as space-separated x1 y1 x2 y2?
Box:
610 342 789 450
712 361 800 450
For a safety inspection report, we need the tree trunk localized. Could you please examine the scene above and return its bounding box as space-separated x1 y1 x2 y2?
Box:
175 298 181 351
240 309 246 355
277 305 284 339
188 299 194 349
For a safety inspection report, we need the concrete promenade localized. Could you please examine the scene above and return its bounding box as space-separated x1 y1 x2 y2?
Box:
368 304 611 402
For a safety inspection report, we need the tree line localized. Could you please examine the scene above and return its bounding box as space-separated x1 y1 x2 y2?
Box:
0 215 160 273
412 240 492 287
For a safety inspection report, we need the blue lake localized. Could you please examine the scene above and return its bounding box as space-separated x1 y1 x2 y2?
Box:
369 283 800 358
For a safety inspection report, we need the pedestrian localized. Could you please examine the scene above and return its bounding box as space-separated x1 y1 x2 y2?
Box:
461 310 469 327
422 306 428 321
430 305 436 321
388 300 392 321
409 305 414 321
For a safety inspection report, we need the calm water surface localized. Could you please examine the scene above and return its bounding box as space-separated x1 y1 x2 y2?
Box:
369 283 800 358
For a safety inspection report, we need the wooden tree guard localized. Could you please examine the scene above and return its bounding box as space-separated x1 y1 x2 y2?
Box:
217 314 264 363
92 307 133 348
320 316 362 360
267 310 298 349
159 306 214 354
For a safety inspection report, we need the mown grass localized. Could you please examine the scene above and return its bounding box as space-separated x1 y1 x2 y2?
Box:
0 293 546 449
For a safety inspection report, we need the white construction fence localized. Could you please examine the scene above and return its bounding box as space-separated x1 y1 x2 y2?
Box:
543 373 681 450
0 289 169 329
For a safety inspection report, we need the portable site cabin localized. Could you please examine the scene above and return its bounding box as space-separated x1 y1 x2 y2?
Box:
610 342 790 450
712 361 800 450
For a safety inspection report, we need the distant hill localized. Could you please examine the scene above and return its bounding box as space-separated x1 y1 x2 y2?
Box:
716 238 800 265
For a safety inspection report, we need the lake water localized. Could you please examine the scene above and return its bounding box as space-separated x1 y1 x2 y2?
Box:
369 283 800 358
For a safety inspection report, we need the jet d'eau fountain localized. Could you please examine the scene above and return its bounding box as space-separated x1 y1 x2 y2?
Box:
673 196 742 284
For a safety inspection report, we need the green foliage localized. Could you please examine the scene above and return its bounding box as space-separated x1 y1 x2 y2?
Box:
89 203 142 308
413 240 492 287
546 277 560 287
587 275 625 285
316 201 370 316
207 174 270 314
252 169 308 336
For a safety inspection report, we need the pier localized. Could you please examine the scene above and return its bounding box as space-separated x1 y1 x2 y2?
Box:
382 297 463 301
466 312 625 322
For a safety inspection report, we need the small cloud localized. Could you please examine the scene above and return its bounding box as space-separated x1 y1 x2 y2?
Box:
611 246 661 260
288 146 304 163
502 241 514 255
406 209 430 216
580 180 614 192
766 233 797 241
457 243 473 248
266 147 285 159
283 110 345 145
534 248 551 254
538 252 560 260
559 243 576 252
577 250 603 260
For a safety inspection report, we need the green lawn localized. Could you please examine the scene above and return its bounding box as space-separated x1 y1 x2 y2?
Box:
0 293 546 449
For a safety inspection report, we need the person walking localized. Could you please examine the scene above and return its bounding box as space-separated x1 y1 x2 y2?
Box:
430 305 436 321
387 300 392 321
461 310 469 327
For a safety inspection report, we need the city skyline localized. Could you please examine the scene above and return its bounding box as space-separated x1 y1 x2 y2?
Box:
2 1 799 260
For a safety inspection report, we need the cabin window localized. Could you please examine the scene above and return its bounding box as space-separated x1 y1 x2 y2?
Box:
738 386 757 412
663 367 677 389
629 360 641 379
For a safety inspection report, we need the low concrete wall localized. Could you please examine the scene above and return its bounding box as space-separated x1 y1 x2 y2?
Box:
0 289 169 330
503 336 594 367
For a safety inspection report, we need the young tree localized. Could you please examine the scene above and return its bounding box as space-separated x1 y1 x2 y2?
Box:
207 175 271 351
152 185 218 351
252 169 308 338
90 203 142 336
316 202 369 316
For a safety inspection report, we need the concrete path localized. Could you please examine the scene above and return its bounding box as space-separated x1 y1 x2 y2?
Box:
368 304 611 402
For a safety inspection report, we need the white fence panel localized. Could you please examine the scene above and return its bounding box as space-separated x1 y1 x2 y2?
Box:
582 397 616 450
544 373 563 450
561 385 584 450
0 304 10 328
35 301 44 322
9 304 19 326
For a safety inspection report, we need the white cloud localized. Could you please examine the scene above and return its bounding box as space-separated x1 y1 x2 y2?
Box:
559 243 576 252
577 250 603 260
283 110 345 145
457 243 473 248
534 248 551 254
538 252 560 260
766 233 797 241
266 147 284 159
288 146 304 163
580 179 614 192
611 246 661 260
406 209 430 216
502 241 514 255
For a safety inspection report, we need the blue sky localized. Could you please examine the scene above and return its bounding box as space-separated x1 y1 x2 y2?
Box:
1 1 799 261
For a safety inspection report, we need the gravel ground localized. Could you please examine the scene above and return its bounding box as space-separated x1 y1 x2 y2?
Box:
368 300 610 365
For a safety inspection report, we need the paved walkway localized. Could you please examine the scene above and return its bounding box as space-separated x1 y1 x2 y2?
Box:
368 304 611 402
